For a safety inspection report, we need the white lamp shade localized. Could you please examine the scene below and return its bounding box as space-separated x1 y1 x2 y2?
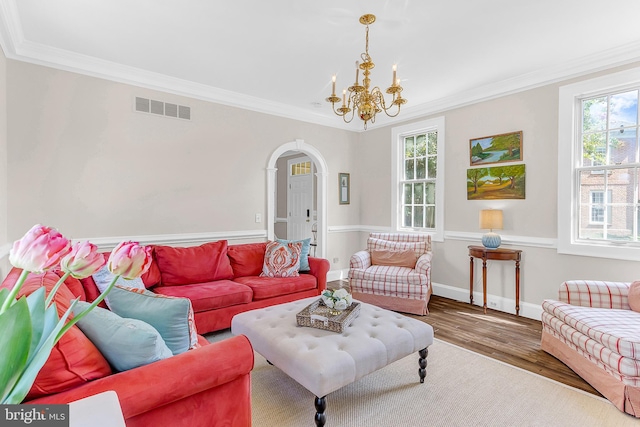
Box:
479 209 503 230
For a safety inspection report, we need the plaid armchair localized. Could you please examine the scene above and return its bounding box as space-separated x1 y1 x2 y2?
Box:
541 280 640 417
348 233 432 316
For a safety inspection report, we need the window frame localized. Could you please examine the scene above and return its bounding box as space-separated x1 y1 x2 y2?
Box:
588 189 612 225
391 117 445 241
558 67 640 261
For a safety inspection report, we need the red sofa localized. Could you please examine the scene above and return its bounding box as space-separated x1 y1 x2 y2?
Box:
91 240 330 333
0 239 329 426
0 269 254 427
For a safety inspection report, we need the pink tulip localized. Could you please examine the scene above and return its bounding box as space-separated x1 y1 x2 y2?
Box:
108 241 152 279
9 224 71 273
60 241 106 279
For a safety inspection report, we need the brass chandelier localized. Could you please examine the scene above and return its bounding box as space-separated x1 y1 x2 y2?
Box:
326 14 407 129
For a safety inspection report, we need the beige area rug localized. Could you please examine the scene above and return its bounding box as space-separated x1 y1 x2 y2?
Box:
206 332 637 426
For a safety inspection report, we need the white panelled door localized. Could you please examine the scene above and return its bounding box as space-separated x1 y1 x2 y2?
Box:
287 156 313 241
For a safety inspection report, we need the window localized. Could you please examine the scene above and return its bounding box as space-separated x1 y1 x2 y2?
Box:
578 90 639 241
392 117 445 241
589 190 612 225
291 161 311 176
558 67 640 260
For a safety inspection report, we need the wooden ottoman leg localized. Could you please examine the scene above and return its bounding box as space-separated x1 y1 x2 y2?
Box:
314 395 327 426
418 348 428 383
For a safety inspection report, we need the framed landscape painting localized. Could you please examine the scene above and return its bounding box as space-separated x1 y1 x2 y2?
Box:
467 164 526 200
470 131 523 166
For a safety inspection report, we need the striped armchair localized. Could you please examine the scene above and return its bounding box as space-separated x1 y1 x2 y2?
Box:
348 233 432 316
541 280 640 417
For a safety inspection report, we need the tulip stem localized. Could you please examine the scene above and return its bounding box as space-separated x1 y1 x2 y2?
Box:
0 269 30 314
45 271 71 307
56 274 120 340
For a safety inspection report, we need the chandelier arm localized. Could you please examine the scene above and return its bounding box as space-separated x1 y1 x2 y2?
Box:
383 106 402 118
370 86 405 118
343 110 355 124
343 93 357 123
331 103 354 123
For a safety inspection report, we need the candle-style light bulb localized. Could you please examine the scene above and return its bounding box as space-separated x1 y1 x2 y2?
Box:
392 64 397 86
332 75 336 95
355 61 360 84
342 89 347 106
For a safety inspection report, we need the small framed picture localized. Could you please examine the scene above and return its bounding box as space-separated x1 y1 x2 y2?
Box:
339 173 350 205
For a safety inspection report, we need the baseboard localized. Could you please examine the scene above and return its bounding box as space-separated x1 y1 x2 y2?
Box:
431 281 542 320
327 268 348 282
326 273 542 320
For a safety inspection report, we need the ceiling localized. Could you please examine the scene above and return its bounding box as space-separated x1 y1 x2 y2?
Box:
2 0 640 131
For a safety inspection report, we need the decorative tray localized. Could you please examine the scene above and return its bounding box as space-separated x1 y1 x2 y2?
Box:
296 299 361 333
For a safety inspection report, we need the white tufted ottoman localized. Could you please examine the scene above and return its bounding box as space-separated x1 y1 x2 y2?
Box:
231 296 434 426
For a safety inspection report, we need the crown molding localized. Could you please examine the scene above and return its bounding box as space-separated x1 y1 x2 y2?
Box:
0 0 21 54
8 40 357 131
2 1 640 133
363 40 640 132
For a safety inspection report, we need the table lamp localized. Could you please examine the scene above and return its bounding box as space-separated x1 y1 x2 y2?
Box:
479 209 503 249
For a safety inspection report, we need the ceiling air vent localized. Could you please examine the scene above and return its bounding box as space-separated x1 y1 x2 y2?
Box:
135 97 191 121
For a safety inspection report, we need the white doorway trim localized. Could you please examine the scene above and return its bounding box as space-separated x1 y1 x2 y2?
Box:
267 139 328 259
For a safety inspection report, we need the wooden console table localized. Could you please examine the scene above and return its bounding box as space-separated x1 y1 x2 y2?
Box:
468 245 522 316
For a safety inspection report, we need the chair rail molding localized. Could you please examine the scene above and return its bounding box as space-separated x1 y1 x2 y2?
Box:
445 231 556 249
71 230 268 251
326 226 556 250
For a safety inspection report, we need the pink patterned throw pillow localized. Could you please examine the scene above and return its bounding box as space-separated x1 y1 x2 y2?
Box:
260 240 302 278
629 281 640 312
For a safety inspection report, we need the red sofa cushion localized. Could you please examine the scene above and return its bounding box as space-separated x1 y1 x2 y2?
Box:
154 241 234 286
153 280 253 312
233 274 316 300
0 271 112 400
50 270 87 301
141 251 162 287
227 242 267 278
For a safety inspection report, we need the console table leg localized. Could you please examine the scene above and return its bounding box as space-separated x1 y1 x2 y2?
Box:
418 348 428 383
515 259 521 316
482 258 488 314
469 257 474 305
314 396 327 427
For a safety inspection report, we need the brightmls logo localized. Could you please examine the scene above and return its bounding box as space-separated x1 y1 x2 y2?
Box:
0 405 68 427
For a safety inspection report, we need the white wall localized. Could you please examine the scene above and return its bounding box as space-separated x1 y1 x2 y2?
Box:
6 56 640 316
5 60 362 274
0 46 8 277
356 63 640 316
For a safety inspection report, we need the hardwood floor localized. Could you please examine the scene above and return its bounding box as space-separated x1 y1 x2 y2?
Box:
328 281 600 396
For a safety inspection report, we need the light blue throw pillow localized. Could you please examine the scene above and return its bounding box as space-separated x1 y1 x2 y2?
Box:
276 237 311 271
72 301 173 372
106 285 198 355
92 265 145 309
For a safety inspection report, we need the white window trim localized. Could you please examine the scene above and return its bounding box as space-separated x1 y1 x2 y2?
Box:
391 117 445 242
588 190 611 225
558 67 640 261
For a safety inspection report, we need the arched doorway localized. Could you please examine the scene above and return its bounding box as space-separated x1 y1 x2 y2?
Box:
267 139 328 259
